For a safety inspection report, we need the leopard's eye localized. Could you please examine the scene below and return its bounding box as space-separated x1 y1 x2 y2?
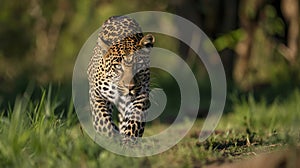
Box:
114 64 122 70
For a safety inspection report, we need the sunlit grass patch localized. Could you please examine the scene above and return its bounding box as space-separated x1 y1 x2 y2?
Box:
0 88 299 167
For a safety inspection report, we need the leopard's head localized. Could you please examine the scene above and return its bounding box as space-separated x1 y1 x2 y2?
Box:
96 16 155 95
102 33 155 95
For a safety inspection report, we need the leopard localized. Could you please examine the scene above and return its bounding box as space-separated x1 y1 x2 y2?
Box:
87 16 155 144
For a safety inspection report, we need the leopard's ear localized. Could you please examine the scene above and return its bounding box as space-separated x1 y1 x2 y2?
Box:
102 50 111 75
139 34 155 48
97 37 110 50
103 49 110 60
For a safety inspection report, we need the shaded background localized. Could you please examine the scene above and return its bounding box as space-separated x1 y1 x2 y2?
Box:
0 0 299 117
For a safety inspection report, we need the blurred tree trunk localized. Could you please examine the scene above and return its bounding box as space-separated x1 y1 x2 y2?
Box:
279 0 299 65
234 0 299 90
29 0 66 83
234 0 266 90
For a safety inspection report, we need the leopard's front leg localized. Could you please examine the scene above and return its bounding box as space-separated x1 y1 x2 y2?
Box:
89 87 119 137
120 93 150 143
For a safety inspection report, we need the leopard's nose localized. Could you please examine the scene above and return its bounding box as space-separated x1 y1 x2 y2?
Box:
124 80 135 90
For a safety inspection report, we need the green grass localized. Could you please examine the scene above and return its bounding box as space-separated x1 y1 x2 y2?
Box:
0 88 299 168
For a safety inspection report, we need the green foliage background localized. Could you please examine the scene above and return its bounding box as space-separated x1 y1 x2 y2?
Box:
0 0 299 106
0 0 299 167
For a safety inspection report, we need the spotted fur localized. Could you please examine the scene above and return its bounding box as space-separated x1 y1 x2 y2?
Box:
87 16 154 144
